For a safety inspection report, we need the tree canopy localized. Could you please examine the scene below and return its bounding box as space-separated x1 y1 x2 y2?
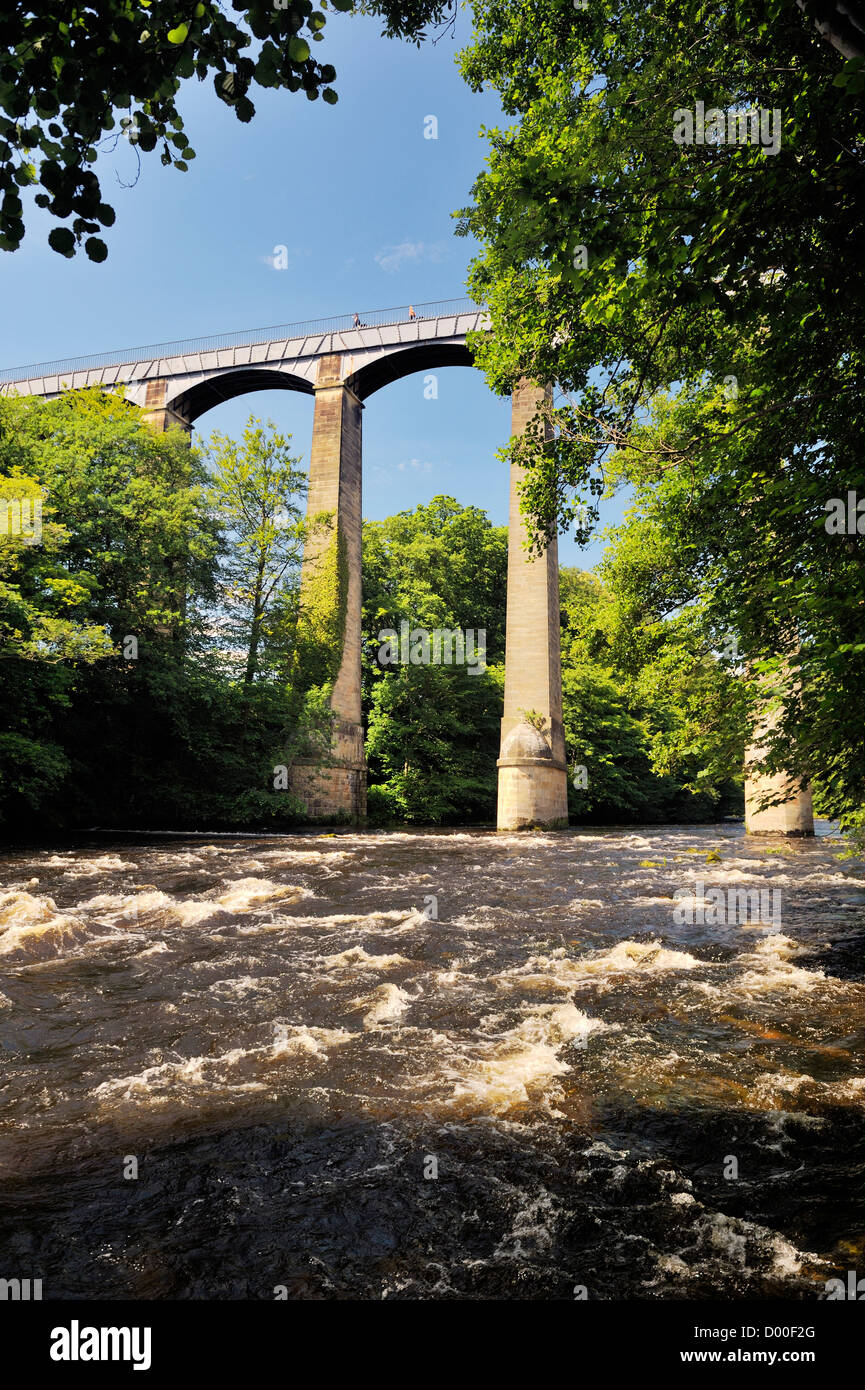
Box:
0 391 327 828
457 0 865 842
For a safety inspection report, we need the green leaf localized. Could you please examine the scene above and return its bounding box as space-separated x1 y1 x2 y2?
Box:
48 226 75 256
84 236 108 262
288 38 311 63
167 23 189 45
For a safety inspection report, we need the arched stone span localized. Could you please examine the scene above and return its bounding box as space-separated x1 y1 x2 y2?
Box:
166 368 313 426
346 342 474 401
1 301 488 428
160 343 477 426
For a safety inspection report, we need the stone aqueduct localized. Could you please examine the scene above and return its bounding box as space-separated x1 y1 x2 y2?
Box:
1 298 812 835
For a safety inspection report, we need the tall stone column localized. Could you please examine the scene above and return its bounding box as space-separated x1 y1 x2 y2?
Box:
290 354 366 821
496 381 569 830
745 697 814 835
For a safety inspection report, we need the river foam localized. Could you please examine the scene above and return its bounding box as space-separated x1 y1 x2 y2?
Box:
1 823 861 1299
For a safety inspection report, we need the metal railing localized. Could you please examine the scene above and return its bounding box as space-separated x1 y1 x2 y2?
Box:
0 296 483 385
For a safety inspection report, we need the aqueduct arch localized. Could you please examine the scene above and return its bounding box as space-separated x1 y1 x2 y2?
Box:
1 299 569 829
1 299 811 833
162 367 314 426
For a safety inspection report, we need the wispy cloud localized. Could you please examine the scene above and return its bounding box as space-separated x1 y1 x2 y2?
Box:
374 239 448 274
396 457 433 473
370 457 439 481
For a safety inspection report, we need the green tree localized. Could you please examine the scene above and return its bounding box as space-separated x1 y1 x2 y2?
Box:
0 442 115 823
366 661 503 823
0 391 336 831
596 391 865 842
0 468 114 663
458 1 865 537
559 565 746 823
0 0 452 258
204 416 307 685
363 495 507 669
0 388 223 824
359 497 746 826
456 0 865 843
2 390 192 811
362 496 507 822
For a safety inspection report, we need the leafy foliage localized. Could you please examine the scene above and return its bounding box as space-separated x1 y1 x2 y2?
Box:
203 417 307 685
0 391 317 829
560 565 745 823
457 0 865 842
366 661 503 823
599 392 865 839
0 402 757 834
362 496 506 822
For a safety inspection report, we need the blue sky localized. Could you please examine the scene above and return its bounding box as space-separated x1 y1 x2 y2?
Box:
0 8 624 570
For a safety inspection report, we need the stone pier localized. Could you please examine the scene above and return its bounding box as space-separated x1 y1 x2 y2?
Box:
496 381 569 830
744 694 814 836
745 751 814 836
744 767 814 835
290 354 366 821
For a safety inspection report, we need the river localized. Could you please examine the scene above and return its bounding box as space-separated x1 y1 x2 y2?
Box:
1 822 863 1299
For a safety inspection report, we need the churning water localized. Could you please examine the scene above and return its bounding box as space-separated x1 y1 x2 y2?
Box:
0 824 863 1299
